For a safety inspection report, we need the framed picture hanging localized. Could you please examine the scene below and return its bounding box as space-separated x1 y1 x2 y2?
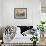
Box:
14 8 27 19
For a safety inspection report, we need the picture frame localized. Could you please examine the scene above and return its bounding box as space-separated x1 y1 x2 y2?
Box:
14 8 27 19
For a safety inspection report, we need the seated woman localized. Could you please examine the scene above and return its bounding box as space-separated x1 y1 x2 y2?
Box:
15 27 34 39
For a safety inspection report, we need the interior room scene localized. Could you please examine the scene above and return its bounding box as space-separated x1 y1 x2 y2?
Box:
0 0 46 46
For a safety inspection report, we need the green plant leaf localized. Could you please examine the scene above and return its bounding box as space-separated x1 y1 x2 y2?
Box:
37 21 45 32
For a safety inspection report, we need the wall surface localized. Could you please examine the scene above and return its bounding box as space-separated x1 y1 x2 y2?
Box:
1 0 41 27
0 0 2 26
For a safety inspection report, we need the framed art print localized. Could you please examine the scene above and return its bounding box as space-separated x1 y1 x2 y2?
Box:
14 8 27 19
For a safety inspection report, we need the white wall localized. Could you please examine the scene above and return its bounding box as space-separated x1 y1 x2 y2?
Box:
0 0 1 23
1 0 41 27
32 0 41 28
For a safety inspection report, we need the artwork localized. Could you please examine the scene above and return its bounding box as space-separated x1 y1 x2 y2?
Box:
14 8 27 19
